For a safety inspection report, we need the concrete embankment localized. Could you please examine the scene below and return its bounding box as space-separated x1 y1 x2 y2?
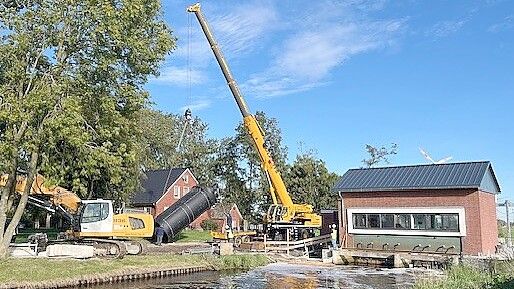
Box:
1 266 208 289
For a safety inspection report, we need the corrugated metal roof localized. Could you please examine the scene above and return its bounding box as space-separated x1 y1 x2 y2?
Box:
131 168 187 205
333 161 500 194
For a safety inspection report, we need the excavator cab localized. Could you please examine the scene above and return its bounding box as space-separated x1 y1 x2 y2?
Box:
78 200 114 234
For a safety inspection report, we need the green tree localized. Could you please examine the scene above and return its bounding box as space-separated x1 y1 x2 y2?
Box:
0 0 174 257
362 143 398 168
137 108 217 186
214 111 288 221
285 151 340 210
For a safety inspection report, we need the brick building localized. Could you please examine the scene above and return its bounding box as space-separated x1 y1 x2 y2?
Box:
208 203 244 233
332 161 500 256
131 168 209 229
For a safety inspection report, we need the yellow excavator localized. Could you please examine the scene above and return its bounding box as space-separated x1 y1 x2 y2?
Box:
0 174 154 258
187 3 322 240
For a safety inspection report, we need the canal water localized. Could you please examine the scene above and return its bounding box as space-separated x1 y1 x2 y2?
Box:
89 263 431 289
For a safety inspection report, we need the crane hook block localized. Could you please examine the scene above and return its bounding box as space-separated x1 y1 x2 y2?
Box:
184 108 192 121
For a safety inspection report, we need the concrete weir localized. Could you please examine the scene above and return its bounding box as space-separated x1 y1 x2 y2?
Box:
332 248 459 269
1 266 208 289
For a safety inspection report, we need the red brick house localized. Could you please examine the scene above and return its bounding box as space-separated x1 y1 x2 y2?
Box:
208 203 244 233
131 168 210 229
332 161 500 256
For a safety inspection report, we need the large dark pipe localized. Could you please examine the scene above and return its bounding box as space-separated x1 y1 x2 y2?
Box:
155 186 217 240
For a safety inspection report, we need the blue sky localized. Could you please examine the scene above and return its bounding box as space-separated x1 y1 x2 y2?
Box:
146 0 514 203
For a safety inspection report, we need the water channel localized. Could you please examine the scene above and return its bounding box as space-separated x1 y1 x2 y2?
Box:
88 263 435 289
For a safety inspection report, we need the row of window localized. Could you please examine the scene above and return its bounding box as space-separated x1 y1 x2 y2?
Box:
173 186 190 199
352 213 460 232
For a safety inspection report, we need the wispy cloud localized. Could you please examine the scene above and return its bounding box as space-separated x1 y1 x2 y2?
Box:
151 66 205 86
242 1 406 98
180 99 211 112
426 20 467 38
212 3 278 57
174 2 278 66
489 15 514 33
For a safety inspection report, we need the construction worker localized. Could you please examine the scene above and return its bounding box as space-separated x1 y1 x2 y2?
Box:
155 225 165 246
226 225 234 243
331 224 338 250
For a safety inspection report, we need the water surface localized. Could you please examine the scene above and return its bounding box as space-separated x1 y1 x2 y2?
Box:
89 263 429 289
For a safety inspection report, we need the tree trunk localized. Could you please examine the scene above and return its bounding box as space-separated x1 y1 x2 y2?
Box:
0 150 39 258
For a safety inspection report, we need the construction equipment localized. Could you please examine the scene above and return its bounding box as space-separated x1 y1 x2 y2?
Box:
0 174 154 258
187 3 322 240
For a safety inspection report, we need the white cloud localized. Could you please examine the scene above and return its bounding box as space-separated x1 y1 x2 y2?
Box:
180 99 211 112
243 15 406 98
173 1 278 66
152 66 205 86
212 3 278 57
488 15 514 33
427 20 467 38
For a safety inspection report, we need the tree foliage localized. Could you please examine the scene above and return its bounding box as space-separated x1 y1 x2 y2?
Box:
285 151 340 210
0 0 174 257
362 143 398 168
214 111 288 221
138 108 217 185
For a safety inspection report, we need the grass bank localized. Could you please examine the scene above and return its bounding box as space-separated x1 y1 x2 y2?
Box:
414 261 514 289
0 253 269 286
174 229 212 243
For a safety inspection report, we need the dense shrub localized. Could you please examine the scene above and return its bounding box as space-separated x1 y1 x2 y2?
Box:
200 219 219 231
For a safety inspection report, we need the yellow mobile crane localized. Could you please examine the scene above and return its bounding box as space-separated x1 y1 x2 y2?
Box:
0 174 154 258
187 3 322 239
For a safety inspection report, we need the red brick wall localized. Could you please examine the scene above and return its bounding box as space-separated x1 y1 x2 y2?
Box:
478 191 498 255
340 189 498 255
154 170 198 217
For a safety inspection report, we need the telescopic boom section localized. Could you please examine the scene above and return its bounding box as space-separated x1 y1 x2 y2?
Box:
187 3 294 209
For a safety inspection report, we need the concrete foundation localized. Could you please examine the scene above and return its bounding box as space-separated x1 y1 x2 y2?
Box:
46 244 95 259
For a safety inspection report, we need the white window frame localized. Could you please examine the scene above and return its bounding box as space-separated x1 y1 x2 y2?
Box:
183 187 190 195
182 174 189 183
347 207 466 237
173 186 180 199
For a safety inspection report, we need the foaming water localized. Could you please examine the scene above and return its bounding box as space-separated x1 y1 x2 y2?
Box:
87 262 433 289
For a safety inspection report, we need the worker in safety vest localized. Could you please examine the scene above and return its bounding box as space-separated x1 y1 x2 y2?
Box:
330 224 338 250
226 225 234 243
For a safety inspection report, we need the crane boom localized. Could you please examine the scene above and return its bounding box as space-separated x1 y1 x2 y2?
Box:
187 3 321 227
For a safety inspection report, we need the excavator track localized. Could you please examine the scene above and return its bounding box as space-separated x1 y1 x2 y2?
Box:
85 238 128 259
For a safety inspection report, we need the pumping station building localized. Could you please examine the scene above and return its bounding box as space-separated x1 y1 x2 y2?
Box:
333 161 501 256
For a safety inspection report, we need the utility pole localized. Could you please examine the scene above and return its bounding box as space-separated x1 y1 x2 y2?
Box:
499 200 512 246
505 201 512 247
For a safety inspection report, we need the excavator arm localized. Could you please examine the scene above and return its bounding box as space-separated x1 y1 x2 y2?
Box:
0 174 81 217
187 3 321 227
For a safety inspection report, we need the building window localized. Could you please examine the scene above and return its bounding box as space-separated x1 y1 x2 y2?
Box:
381 214 394 228
182 174 189 183
368 214 380 228
395 214 411 229
351 212 458 232
173 186 180 199
183 187 190 195
353 214 367 229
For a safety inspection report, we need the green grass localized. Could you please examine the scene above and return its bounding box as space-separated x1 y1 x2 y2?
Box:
174 229 212 243
414 262 514 289
0 253 269 285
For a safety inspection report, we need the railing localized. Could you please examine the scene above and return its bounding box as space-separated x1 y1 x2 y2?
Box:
264 234 332 254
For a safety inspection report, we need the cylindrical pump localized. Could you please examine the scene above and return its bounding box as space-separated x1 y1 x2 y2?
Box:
155 185 217 240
